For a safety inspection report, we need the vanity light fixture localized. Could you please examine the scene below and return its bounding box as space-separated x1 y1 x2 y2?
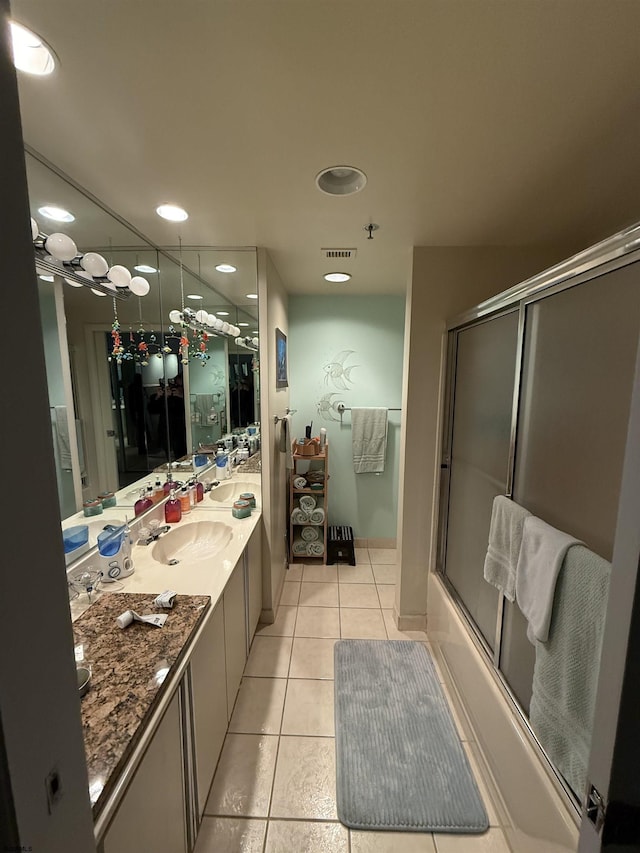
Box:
10 21 56 76
156 203 189 222
38 205 74 223
186 294 203 300
134 264 157 274
324 272 351 283
246 293 258 299
215 264 237 273
316 165 367 196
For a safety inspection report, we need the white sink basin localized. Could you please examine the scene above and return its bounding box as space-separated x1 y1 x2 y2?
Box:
208 481 260 505
151 521 233 565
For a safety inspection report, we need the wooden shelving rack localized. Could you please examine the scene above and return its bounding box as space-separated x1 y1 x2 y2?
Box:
289 442 328 562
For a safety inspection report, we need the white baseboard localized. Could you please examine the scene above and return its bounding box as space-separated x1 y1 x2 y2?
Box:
394 608 427 632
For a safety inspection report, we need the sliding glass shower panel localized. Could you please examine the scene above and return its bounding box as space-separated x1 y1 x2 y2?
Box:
514 264 640 560
444 311 519 649
500 264 640 783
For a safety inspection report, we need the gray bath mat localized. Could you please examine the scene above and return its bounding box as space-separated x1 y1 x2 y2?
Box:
334 639 489 833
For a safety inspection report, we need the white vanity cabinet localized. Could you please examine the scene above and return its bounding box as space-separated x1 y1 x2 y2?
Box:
224 557 248 720
246 523 263 645
190 601 227 818
102 691 187 853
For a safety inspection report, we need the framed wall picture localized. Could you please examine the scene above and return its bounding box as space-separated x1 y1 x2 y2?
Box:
276 328 288 388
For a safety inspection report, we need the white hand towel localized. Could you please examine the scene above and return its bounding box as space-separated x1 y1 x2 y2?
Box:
483 495 530 602
352 407 388 473
53 405 72 470
516 516 583 644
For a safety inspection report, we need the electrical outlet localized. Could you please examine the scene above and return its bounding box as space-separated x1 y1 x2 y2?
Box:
45 767 63 813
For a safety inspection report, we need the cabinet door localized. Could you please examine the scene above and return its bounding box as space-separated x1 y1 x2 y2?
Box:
224 560 247 719
103 691 186 853
247 524 263 644
190 602 227 817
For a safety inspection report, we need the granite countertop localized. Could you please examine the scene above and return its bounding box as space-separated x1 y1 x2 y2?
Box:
238 449 261 473
73 592 210 819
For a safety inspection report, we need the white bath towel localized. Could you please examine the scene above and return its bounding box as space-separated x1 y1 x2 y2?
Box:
516 516 583 644
299 494 317 514
301 526 319 542
530 545 610 798
309 507 325 525
483 496 530 602
53 406 72 470
307 541 324 557
293 475 307 490
291 508 310 525
352 407 388 473
292 538 308 556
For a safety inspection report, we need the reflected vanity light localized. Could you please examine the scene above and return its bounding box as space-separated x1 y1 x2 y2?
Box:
171 307 241 340
31 217 148 300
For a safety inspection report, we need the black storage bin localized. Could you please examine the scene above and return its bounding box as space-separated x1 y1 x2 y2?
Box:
326 525 356 566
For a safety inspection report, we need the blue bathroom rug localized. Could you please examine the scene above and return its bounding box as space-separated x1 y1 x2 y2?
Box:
334 639 489 833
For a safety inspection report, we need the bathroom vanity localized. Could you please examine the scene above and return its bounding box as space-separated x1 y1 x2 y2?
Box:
65 473 262 852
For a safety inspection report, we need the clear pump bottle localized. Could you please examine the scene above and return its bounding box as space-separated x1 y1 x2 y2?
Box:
179 486 191 514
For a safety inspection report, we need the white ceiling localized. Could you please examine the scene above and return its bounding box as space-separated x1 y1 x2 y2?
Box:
12 0 640 296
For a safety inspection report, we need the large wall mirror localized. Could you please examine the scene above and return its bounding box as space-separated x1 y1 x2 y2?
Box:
26 151 260 522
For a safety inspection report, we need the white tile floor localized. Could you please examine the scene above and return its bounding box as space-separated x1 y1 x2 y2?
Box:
195 549 513 853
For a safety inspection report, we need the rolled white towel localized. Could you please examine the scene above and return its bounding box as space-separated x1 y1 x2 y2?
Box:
292 538 308 555
293 475 307 490
309 507 325 525
307 541 325 557
301 526 319 542
291 507 310 524
299 495 316 514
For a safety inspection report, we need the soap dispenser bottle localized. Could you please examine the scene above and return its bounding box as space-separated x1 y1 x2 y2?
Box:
152 478 164 504
164 489 182 523
179 485 191 515
215 449 229 480
134 488 154 517
163 472 175 496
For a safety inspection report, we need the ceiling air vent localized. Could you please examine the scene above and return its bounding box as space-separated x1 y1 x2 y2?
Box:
322 248 357 260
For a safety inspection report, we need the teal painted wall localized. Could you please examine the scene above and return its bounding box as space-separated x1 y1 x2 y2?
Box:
288 295 405 540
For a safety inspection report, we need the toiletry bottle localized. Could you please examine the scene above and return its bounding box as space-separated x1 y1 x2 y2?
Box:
163 472 175 495
195 478 204 503
179 485 191 515
146 484 154 505
216 449 228 480
164 489 182 523
134 488 153 517
153 478 163 504
187 478 197 506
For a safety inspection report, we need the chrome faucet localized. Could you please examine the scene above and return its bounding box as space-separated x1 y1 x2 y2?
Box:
139 525 171 546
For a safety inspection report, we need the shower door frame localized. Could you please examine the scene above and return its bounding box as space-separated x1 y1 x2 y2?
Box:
435 224 640 836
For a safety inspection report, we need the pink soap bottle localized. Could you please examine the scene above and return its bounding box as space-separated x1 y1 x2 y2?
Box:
164 489 182 523
134 488 153 517
163 473 175 495
195 479 204 503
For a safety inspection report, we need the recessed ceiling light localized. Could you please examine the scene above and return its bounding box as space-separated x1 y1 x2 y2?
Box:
215 264 237 273
246 293 258 299
38 205 74 223
316 165 367 196
186 294 203 300
156 203 188 222
134 264 157 274
324 272 351 283
39 274 54 282
217 311 229 316
238 322 249 327
10 22 56 76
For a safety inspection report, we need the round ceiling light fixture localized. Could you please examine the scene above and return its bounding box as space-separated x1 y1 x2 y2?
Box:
186 294 203 300
315 165 367 196
216 311 229 316
246 293 258 300
134 264 157 274
38 205 74 223
324 272 351 283
10 21 56 76
156 203 189 222
215 263 237 273
238 322 249 327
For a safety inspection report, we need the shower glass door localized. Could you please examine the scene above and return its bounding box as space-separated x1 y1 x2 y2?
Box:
442 310 520 650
